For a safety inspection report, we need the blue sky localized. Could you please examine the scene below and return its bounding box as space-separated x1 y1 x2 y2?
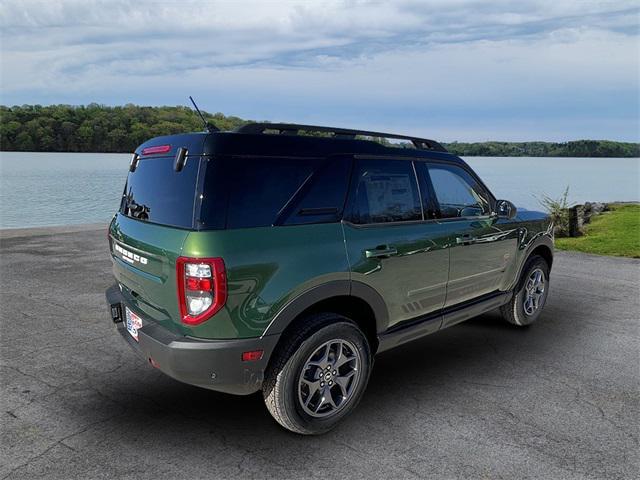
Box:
1 0 638 142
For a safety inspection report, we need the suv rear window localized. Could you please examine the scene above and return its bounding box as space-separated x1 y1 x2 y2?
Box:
120 155 201 229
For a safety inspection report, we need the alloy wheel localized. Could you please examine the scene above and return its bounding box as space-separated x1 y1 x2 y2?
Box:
523 268 546 316
297 339 362 418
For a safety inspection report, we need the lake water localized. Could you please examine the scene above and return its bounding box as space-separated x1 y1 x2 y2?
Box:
0 151 638 229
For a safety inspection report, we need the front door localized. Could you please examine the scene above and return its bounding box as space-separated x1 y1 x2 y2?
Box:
342 158 449 331
417 161 518 308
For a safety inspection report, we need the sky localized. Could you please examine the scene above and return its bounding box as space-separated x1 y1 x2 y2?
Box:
1 0 639 142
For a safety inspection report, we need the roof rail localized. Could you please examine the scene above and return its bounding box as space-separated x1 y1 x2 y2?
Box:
233 122 448 152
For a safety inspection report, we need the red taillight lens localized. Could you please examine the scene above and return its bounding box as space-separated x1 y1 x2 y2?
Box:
186 277 212 291
176 257 227 326
242 350 264 362
141 144 171 155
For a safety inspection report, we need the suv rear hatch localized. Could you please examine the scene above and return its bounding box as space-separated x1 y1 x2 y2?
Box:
108 133 209 335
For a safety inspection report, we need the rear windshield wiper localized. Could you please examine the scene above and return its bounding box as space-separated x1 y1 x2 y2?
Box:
128 201 150 220
123 189 151 220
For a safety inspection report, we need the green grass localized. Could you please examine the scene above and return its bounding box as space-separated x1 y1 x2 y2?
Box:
555 204 640 258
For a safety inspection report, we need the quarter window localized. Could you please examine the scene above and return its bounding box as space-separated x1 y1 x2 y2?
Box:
223 157 321 229
426 164 490 218
283 156 352 225
349 159 422 224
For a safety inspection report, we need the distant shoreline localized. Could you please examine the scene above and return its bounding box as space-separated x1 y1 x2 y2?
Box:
2 104 639 158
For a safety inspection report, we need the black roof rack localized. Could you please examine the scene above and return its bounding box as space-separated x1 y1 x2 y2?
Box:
234 122 448 152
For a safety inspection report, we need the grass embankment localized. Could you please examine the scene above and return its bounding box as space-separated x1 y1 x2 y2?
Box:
555 204 640 258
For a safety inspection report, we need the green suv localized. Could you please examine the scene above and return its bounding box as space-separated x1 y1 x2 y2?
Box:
106 123 553 434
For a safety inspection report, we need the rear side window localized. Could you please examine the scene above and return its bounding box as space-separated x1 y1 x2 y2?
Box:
283 156 352 225
224 157 322 229
426 163 490 218
120 155 200 228
348 159 422 224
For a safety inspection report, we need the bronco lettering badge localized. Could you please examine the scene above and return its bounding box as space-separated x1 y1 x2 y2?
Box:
114 243 148 265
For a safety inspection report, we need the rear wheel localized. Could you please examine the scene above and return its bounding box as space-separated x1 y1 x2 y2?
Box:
500 255 550 326
262 313 372 435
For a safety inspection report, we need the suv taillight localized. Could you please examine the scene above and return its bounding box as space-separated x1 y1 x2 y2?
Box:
176 257 227 325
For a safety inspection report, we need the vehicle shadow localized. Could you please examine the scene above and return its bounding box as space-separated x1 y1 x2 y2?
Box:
97 309 553 442
33 303 577 480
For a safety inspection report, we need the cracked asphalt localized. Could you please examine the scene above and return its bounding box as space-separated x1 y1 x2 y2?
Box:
1 225 639 479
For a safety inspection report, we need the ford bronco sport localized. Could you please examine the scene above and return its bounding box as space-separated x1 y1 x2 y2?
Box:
106 123 553 434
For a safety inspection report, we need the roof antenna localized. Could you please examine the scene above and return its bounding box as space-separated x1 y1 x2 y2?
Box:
189 96 219 132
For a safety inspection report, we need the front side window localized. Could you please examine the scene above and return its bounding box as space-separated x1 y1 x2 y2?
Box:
426 163 490 218
349 159 422 224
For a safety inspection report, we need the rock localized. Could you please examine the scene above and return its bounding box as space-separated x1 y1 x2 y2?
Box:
568 205 584 237
561 202 610 237
582 202 608 224
585 202 607 215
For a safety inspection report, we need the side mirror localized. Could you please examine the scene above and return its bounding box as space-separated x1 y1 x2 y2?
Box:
496 200 517 219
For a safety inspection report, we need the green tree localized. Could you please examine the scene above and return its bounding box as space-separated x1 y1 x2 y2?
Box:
0 103 638 156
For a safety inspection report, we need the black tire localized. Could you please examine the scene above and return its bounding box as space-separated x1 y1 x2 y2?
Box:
262 313 372 435
500 255 550 326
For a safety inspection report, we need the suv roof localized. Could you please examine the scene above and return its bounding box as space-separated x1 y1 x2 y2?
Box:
234 122 447 151
134 122 459 163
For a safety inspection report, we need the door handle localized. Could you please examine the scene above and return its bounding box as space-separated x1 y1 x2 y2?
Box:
365 246 398 258
456 234 477 245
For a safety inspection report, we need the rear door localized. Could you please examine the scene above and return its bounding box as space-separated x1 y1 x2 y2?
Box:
343 158 450 332
110 217 191 335
418 161 518 309
109 136 206 335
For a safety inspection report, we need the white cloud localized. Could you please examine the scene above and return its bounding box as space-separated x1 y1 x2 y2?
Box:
0 0 638 140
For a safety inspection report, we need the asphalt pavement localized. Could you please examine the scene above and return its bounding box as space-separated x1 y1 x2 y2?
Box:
1 226 638 479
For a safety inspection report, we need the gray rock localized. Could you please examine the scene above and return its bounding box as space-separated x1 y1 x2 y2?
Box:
582 202 608 224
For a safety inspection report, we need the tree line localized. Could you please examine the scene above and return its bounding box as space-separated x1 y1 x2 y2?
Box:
0 104 250 153
444 140 639 158
1 104 638 157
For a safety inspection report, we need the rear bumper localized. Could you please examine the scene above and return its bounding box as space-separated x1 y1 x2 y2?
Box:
105 284 279 395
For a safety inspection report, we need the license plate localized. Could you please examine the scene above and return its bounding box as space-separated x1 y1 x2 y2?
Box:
125 307 143 342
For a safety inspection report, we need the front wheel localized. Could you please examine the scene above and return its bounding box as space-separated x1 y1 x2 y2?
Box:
262 313 372 435
500 255 550 326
